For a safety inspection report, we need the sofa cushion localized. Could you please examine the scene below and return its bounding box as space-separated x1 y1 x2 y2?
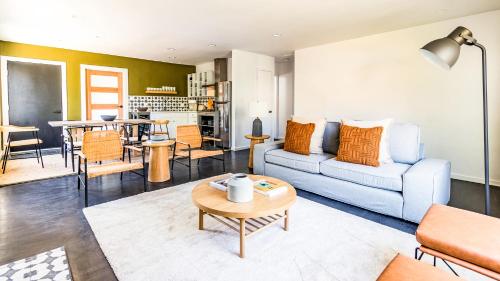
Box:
322 121 340 155
319 158 410 191
265 149 334 174
390 123 421 164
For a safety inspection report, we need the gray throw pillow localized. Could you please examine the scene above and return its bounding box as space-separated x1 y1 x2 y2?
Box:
322 122 340 155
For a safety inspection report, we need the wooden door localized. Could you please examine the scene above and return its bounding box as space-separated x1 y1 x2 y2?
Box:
85 70 123 120
6 61 63 149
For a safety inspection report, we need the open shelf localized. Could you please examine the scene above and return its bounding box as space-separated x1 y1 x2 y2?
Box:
145 90 177 95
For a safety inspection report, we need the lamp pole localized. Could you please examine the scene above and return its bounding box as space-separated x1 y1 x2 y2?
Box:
420 26 491 215
473 42 490 215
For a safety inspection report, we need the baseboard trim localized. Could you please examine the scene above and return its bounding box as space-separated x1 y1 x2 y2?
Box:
451 173 500 187
233 145 250 151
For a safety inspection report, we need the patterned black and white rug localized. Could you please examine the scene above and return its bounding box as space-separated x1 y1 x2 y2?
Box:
0 247 72 280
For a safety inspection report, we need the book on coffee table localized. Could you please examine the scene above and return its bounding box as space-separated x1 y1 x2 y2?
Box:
254 180 287 197
209 174 233 191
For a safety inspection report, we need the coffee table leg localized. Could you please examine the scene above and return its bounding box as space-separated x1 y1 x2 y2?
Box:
199 209 204 230
239 218 245 258
285 209 289 231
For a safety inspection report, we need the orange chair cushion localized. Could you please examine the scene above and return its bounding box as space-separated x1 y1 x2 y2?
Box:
283 120 315 155
377 254 464 281
336 125 383 167
416 204 500 274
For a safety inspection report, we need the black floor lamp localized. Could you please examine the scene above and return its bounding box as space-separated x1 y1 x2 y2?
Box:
420 26 491 215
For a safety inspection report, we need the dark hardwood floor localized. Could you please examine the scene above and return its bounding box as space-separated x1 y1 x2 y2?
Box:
0 149 498 280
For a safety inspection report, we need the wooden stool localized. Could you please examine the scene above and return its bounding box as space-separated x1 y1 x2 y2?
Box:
143 140 175 182
244 134 270 169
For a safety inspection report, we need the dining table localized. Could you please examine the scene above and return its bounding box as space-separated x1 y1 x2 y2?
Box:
48 119 154 129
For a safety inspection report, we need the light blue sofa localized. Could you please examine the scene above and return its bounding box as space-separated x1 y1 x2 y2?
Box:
253 122 451 223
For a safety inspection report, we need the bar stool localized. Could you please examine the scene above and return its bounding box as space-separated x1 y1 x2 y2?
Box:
1 125 44 174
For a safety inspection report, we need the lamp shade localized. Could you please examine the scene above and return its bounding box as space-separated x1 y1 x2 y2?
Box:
420 38 460 70
249 101 268 118
420 26 473 70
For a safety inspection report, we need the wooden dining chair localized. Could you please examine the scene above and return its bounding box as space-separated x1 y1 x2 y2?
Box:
1 125 44 174
171 125 225 180
77 130 146 207
152 119 170 138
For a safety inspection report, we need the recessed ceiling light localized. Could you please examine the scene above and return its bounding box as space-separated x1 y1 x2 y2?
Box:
208 44 216 47
167 48 176 51
168 56 176 60
273 33 282 37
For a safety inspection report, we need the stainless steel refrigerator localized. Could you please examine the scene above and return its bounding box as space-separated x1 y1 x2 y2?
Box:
215 81 231 149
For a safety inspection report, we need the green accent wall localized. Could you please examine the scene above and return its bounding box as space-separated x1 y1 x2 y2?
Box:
0 41 195 120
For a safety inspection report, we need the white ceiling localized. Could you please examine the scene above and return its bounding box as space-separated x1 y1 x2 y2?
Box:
1 0 500 65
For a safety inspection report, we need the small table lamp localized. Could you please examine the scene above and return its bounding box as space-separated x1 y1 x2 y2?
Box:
249 101 268 137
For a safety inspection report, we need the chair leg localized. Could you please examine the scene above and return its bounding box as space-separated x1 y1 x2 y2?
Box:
84 175 88 207
120 172 123 180
222 152 226 172
36 132 44 168
64 144 68 168
2 138 11 174
143 150 147 192
77 157 81 190
34 144 40 163
189 159 192 180
71 148 75 172
83 159 88 207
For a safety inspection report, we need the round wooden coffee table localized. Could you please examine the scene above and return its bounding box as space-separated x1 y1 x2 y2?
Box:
142 140 175 182
192 174 297 258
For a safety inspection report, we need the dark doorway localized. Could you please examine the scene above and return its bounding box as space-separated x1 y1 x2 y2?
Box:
6 61 63 150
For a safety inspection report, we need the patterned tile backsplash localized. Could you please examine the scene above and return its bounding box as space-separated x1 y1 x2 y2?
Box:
129 96 213 112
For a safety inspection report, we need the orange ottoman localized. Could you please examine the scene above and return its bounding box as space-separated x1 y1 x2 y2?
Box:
378 254 464 281
416 204 500 280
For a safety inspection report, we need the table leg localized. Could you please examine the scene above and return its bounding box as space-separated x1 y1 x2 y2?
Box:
199 209 204 230
239 218 245 258
285 209 289 231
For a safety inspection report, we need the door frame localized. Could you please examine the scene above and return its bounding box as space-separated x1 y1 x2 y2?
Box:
80 64 128 120
256 68 277 141
0 56 68 125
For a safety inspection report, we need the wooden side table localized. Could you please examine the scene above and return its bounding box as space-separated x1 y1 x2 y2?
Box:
142 140 175 182
244 134 270 169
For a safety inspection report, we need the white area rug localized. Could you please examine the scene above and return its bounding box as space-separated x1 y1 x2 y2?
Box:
0 154 74 186
83 177 488 281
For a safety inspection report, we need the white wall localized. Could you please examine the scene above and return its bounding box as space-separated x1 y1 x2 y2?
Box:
195 61 214 73
295 10 500 185
275 60 294 138
231 49 275 150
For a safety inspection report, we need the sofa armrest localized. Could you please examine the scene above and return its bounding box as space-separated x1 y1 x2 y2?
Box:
253 140 284 175
402 158 451 223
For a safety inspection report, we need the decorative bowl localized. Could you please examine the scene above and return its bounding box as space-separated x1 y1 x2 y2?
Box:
101 115 117 121
137 107 148 112
150 135 167 141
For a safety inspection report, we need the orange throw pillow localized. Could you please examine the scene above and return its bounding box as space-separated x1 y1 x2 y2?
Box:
284 120 315 155
337 125 383 167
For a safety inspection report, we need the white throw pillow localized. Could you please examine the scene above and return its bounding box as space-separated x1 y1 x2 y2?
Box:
341 118 394 164
292 116 327 154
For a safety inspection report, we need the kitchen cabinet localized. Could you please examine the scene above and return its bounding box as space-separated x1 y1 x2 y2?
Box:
150 111 197 138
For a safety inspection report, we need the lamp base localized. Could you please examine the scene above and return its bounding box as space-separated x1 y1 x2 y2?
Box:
252 117 262 137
